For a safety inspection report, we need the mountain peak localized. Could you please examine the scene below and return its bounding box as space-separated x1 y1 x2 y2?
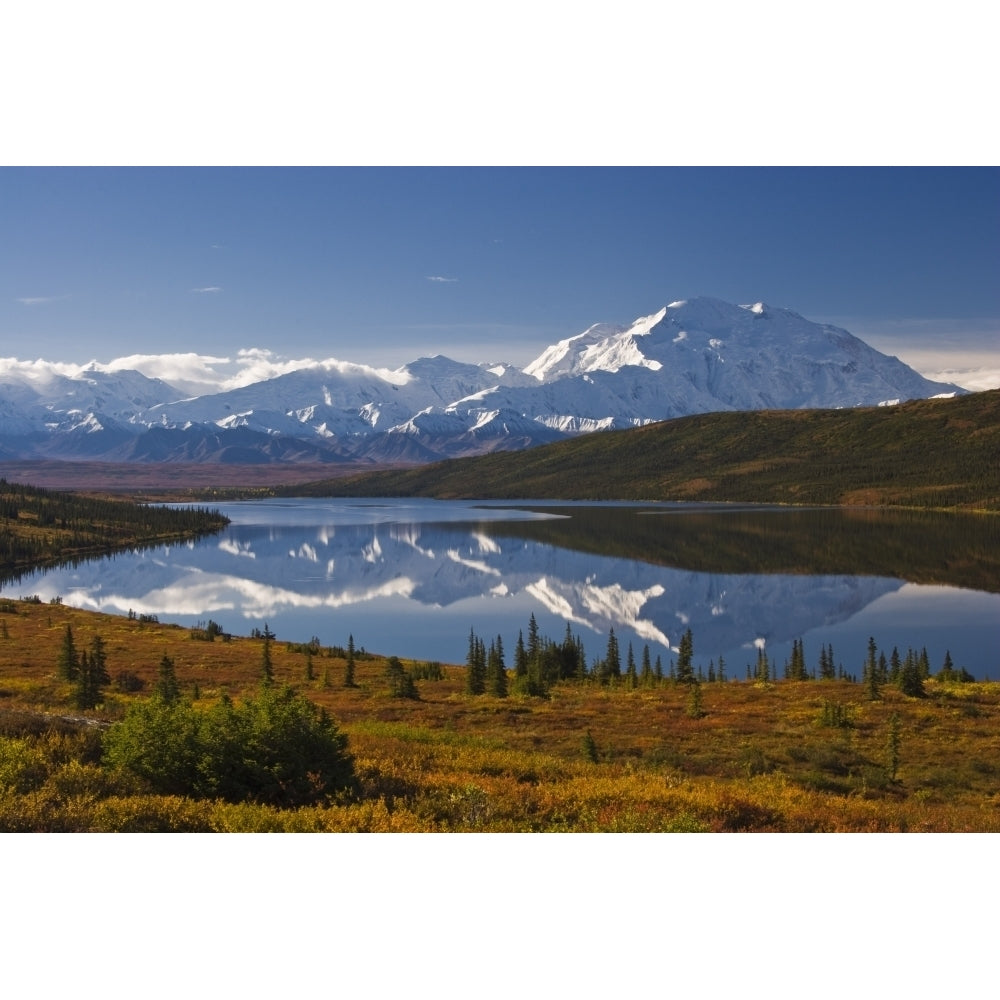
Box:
0 297 966 465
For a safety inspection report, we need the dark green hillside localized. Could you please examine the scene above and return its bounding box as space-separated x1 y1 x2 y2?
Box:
0 480 228 577
484 506 1000 594
292 390 1000 511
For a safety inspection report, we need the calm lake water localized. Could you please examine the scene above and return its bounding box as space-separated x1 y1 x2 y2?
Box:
4 498 999 678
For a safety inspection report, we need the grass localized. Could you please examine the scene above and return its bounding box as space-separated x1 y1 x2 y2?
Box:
1 597 998 832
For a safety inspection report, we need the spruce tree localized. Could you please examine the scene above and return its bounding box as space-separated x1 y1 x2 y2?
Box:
864 637 881 700
575 635 587 681
89 634 110 686
74 649 106 711
685 680 705 719
819 643 836 681
675 629 694 683
385 656 418 699
754 646 769 683
863 636 878 691
57 624 80 681
486 636 508 698
558 624 583 681
940 650 955 681
640 644 653 686
889 647 902 684
604 628 621 682
877 651 889 684
899 649 925 697
527 613 540 665
789 638 808 681
465 628 486 695
260 622 275 686
625 643 637 690
344 634 357 688
155 653 181 704
918 648 931 679
514 630 527 679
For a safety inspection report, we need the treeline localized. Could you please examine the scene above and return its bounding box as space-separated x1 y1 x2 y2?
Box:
0 479 228 575
464 617 976 699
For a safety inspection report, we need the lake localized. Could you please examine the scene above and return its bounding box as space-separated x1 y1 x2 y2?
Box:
3 498 998 678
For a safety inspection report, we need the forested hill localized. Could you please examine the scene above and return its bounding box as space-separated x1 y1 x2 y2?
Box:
0 480 228 577
290 389 1000 511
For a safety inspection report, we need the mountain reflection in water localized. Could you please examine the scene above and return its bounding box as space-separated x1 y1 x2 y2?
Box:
3 499 998 677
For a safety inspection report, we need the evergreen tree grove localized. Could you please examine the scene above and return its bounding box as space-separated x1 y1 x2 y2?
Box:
486 636 508 698
74 644 108 711
466 628 486 695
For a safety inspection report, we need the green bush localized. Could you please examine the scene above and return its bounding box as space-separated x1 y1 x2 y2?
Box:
103 685 355 806
0 737 48 794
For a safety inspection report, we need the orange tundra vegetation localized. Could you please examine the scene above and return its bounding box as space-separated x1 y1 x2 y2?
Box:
1 598 998 832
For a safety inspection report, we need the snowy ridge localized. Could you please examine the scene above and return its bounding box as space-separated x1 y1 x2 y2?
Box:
0 297 965 464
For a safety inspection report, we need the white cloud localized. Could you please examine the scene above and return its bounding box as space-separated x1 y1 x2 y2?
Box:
15 296 59 306
102 352 229 375
106 349 324 394
226 348 408 390
0 356 81 381
192 285 222 293
0 346 413 398
903 358 1000 393
822 316 1000 392
426 275 458 283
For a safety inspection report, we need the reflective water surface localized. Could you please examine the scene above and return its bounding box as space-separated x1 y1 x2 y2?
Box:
3 498 998 678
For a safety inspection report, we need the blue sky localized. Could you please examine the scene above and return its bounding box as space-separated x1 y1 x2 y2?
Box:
2 166 998 389
3 6 997 391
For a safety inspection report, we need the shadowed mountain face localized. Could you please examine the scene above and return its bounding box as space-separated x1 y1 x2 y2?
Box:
0 299 961 464
4 500 996 673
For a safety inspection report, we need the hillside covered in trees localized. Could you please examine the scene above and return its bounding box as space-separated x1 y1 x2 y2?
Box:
292 389 1000 510
0 480 228 578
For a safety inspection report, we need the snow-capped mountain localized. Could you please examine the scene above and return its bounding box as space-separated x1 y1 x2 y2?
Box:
0 298 964 464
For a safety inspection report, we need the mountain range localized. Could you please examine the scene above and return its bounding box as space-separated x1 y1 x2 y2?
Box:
0 297 962 465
